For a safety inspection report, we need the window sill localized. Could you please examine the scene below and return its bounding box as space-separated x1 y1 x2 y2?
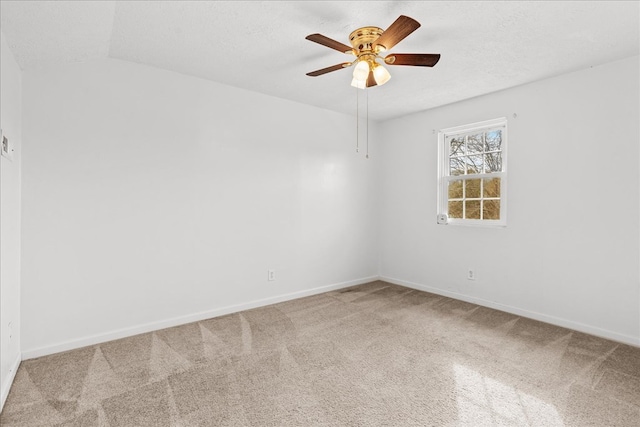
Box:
441 219 507 228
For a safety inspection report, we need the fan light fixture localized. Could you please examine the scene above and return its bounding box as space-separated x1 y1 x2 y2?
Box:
350 77 366 89
350 59 391 89
352 60 370 81
372 62 391 85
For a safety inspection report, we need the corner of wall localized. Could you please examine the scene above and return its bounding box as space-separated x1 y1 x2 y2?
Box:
0 30 23 412
0 354 21 411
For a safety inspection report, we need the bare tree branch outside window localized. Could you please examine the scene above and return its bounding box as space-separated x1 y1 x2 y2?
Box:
445 128 504 221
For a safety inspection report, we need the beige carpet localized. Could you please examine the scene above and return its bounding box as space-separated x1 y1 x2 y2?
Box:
1 281 639 426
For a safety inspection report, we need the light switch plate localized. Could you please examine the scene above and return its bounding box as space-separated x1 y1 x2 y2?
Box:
1 129 13 161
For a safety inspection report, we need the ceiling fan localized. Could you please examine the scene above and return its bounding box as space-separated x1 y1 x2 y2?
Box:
305 15 440 89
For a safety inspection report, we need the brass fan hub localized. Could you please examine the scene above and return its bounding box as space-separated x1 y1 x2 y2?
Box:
349 26 384 53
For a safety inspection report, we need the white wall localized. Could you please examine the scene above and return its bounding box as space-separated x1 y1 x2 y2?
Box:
18 52 639 362
378 56 640 345
1 32 22 409
21 58 379 357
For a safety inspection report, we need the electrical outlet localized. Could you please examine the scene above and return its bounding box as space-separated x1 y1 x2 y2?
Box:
467 269 476 281
268 270 275 281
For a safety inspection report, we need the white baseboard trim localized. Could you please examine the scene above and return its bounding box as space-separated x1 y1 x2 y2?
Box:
381 275 640 347
1 353 21 412
22 275 380 360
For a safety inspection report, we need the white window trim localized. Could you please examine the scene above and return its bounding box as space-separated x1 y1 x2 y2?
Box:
437 117 508 227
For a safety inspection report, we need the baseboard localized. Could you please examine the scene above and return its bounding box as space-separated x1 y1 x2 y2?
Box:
22 275 380 360
1 353 21 412
380 275 640 347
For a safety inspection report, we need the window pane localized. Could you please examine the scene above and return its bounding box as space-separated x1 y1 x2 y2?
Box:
440 119 506 225
450 157 465 176
449 137 465 156
483 178 501 198
483 200 501 220
465 179 481 198
449 201 463 218
467 133 484 154
465 200 481 219
466 155 483 174
485 130 502 152
448 180 463 199
485 152 502 173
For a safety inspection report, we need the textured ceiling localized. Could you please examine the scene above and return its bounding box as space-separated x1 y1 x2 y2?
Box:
1 1 639 121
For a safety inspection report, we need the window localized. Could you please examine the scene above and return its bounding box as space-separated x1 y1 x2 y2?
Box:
438 118 507 226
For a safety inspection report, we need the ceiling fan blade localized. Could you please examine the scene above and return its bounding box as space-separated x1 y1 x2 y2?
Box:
305 34 353 54
366 70 377 88
306 62 352 77
385 53 441 67
374 15 421 51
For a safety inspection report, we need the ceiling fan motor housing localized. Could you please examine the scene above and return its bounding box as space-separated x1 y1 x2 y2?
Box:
349 26 385 53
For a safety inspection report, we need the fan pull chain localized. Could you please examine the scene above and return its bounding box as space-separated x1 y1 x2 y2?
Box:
356 87 359 153
366 88 369 159
355 88 369 159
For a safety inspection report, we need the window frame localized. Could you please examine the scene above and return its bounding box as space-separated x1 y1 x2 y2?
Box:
437 117 508 227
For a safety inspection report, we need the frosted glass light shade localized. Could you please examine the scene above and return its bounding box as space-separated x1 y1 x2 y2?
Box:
373 64 391 86
352 60 370 81
351 78 366 89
